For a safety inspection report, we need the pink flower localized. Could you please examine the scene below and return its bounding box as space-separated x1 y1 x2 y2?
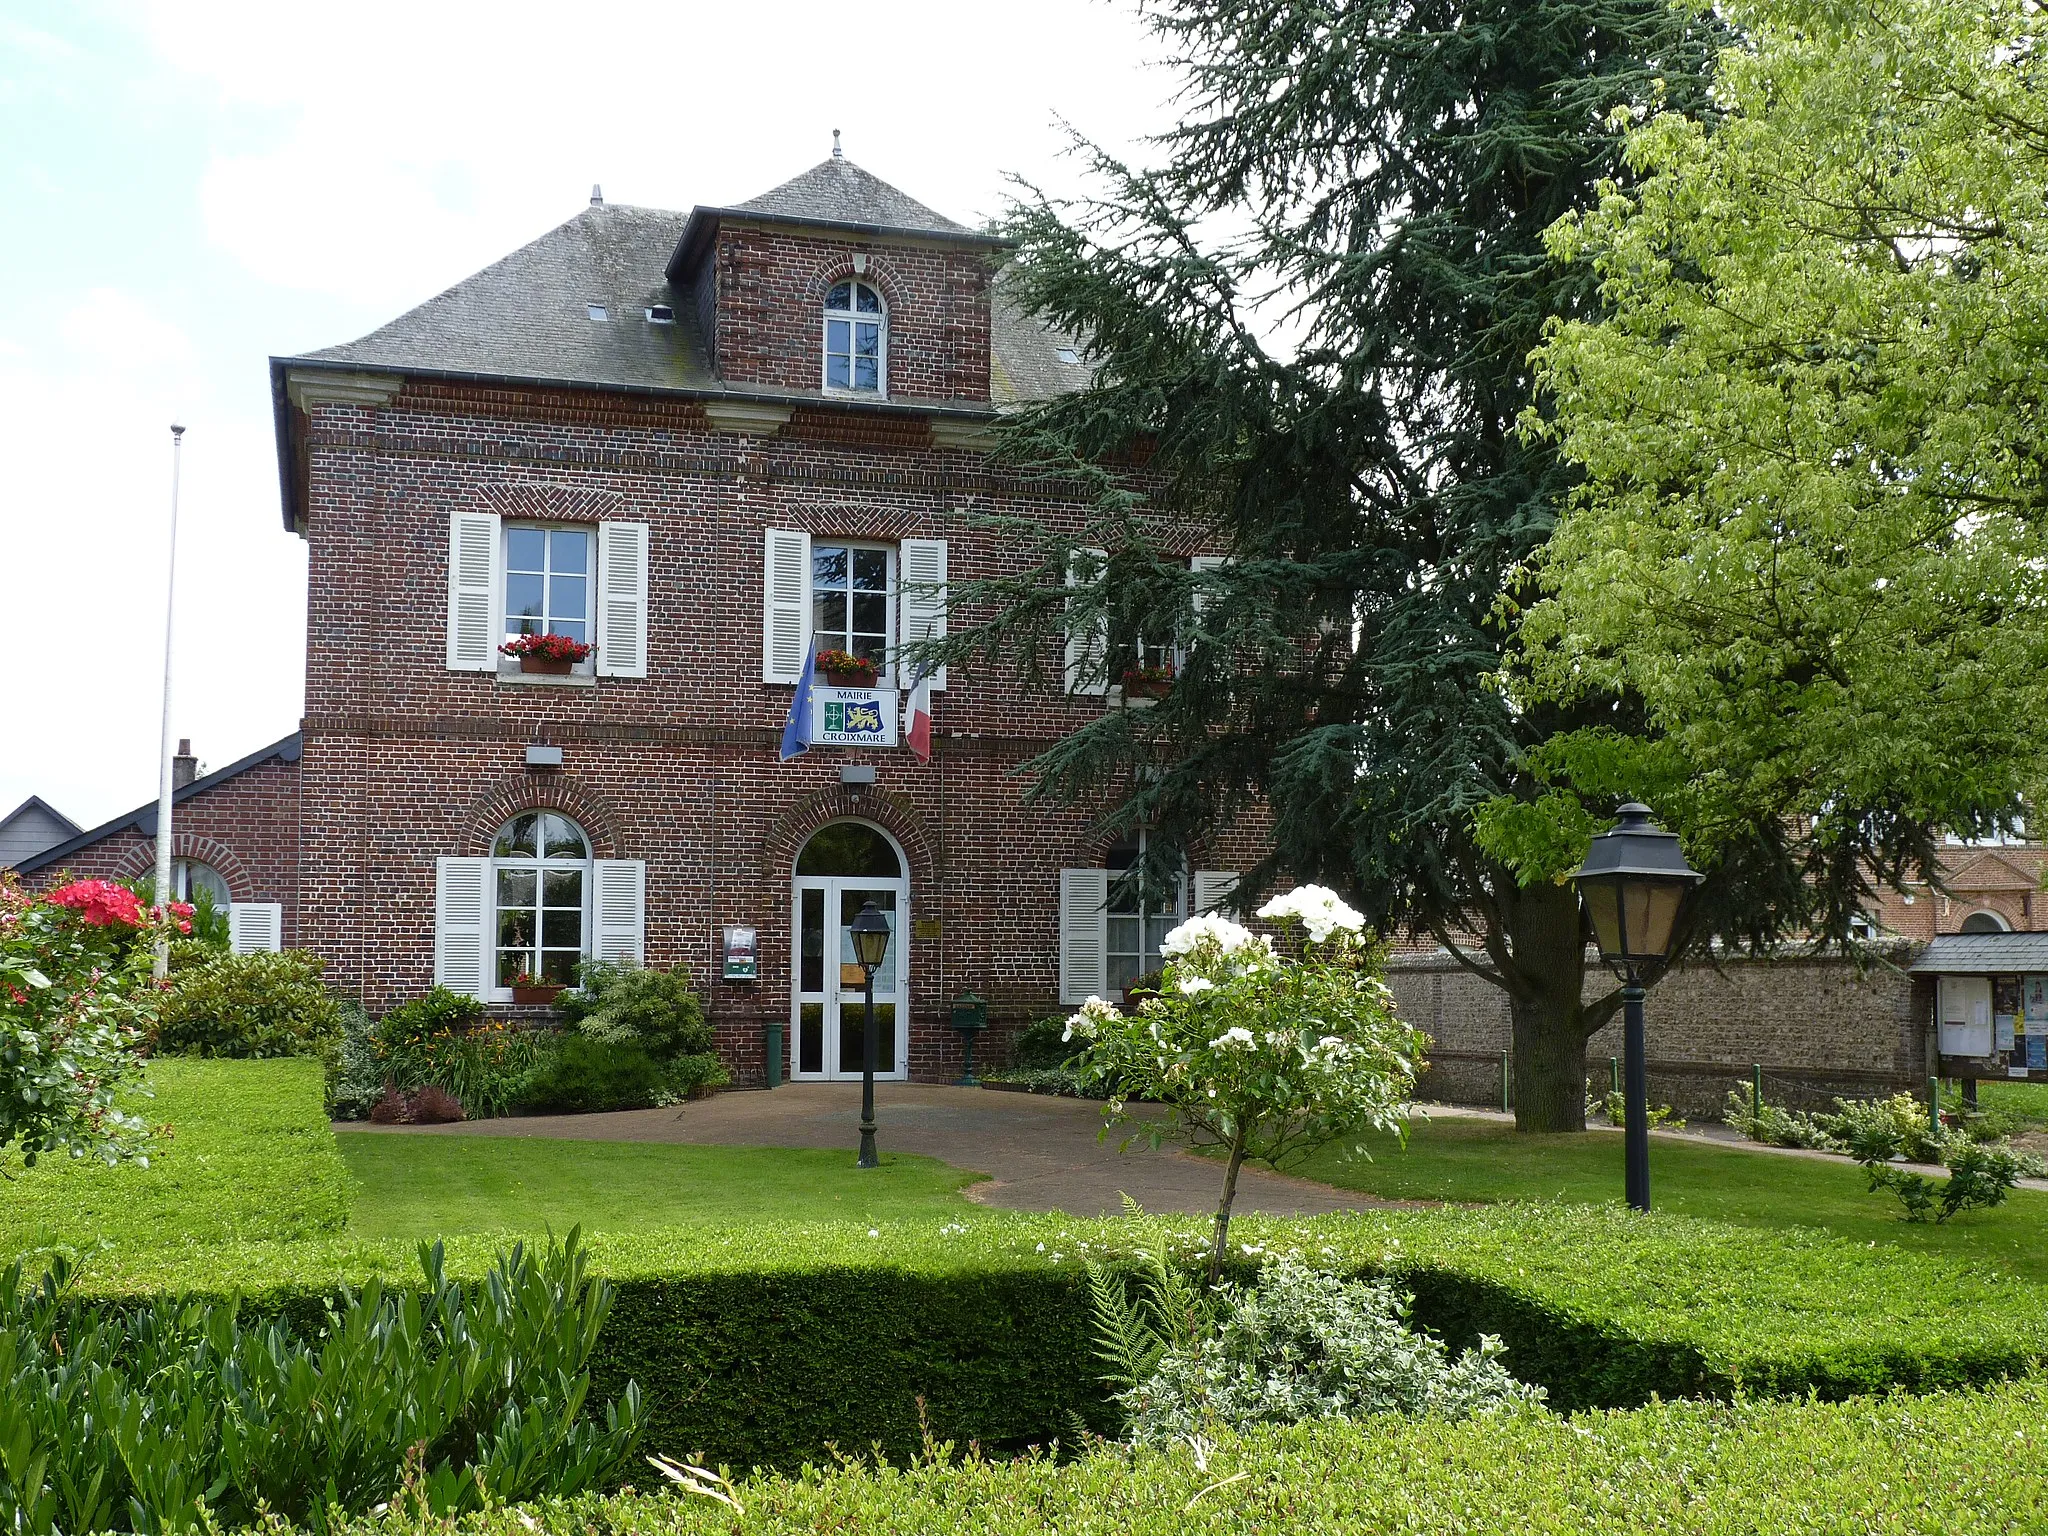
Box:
47 880 147 928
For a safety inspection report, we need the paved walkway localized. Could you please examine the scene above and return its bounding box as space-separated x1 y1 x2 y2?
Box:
341 1084 1413 1217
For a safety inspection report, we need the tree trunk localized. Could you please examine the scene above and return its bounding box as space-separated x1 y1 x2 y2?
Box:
1503 878 1598 1133
1208 1125 1248 1286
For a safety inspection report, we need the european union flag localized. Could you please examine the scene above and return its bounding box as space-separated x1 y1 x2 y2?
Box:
779 650 816 760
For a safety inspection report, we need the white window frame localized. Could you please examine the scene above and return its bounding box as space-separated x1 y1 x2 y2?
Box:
810 539 898 685
822 279 888 398
1105 831 1187 995
488 812 593 1000
169 858 231 907
502 521 598 676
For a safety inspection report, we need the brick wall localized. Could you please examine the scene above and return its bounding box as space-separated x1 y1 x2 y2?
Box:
700 223 992 403
1389 948 1932 1115
294 376 1260 1081
22 754 303 944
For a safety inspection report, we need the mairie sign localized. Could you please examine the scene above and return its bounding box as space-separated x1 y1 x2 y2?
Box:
812 686 899 748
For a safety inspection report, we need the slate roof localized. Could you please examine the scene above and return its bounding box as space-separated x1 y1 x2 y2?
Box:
734 156 976 237
1907 933 2048 974
271 159 1092 529
13 735 303 878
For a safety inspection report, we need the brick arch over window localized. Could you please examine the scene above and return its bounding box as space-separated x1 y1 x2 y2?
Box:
763 787 937 884
803 255 906 313
476 481 624 523
113 835 255 901
457 773 623 858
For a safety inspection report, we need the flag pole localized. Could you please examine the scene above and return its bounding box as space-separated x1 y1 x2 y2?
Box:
152 423 186 979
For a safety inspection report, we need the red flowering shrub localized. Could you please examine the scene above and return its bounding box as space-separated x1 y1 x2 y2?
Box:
47 880 146 928
2 870 166 1167
500 633 593 663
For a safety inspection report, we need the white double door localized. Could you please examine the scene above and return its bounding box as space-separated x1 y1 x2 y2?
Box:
791 876 908 1080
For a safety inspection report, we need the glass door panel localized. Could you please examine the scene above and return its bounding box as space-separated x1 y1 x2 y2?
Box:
790 876 907 1081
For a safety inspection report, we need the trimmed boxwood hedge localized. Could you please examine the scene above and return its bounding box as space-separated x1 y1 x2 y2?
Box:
64 1204 2048 1470
331 1375 2048 1535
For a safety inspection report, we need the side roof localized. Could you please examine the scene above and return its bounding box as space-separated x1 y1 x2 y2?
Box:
269 159 1089 532
1907 932 2048 975
0 796 79 840
13 734 303 878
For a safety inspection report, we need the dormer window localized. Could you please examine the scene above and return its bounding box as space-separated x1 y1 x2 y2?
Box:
824 279 885 396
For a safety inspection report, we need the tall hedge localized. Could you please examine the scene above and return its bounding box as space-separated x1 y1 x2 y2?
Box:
66 1205 2048 1469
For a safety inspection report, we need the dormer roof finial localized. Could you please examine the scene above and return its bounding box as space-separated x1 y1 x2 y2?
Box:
832 129 842 159
590 184 603 206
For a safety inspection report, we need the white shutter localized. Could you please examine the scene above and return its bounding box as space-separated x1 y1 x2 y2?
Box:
1059 867 1110 1004
1192 871 1240 916
593 859 646 964
1063 548 1108 696
763 528 812 682
595 520 650 678
228 902 283 955
434 857 491 999
446 511 502 671
1189 553 1228 620
898 537 948 691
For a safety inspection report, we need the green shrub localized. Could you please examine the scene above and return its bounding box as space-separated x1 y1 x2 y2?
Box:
327 1002 383 1119
562 963 711 1059
320 1376 2048 1536
1012 1016 1075 1070
0 1058 352 1255
984 1066 1092 1096
376 987 487 1049
659 1051 731 1102
1091 1245 1540 1445
0 1234 644 1535
153 950 342 1063
1823 1092 1943 1164
1722 1085 1836 1148
1867 1138 2048 1222
517 1035 667 1113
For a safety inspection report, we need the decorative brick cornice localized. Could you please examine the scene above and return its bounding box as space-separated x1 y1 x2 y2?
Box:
761 786 938 881
457 772 624 858
112 835 255 901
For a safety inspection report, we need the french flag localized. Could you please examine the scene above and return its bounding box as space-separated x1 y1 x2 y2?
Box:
903 656 935 762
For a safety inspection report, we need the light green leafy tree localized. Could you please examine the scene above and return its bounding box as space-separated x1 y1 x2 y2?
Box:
1065 886 1423 1282
1515 0 2048 905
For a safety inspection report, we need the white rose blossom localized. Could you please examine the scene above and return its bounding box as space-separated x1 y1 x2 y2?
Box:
1177 975 1217 995
1211 1026 1258 1051
1257 884 1367 944
1161 912 1264 958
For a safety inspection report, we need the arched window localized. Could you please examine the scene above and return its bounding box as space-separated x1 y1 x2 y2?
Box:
823 279 886 395
796 820 904 878
170 858 231 909
1960 909 2012 934
492 811 590 988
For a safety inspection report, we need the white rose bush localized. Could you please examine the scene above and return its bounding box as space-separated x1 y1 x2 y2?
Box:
1064 885 1424 1281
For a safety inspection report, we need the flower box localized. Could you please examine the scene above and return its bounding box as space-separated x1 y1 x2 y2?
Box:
1121 665 1175 699
509 973 564 1004
817 648 880 688
501 633 593 674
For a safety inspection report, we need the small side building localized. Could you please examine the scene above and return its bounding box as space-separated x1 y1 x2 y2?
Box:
0 796 80 871
1911 932 2048 1083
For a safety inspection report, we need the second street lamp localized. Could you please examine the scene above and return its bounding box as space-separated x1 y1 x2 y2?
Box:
1570 802 1703 1213
849 899 891 1169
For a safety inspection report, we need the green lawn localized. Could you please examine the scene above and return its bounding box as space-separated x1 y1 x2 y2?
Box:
1285 1115 2048 1283
0 1057 352 1258
1977 1078 2048 1124
335 1132 983 1241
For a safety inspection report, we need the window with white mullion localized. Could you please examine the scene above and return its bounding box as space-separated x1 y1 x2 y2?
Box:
812 542 895 678
491 812 591 990
823 280 886 395
1106 833 1185 992
503 525 592 647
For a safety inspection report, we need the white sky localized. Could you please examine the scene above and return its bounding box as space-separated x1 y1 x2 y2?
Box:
0 0 1176 829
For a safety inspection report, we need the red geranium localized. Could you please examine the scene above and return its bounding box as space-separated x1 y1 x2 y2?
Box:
500 633 593 662
46 880 146 928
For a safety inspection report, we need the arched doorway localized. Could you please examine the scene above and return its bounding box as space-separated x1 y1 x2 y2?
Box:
791 820 909 1080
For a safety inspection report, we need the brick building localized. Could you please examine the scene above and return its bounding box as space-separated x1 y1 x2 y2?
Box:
21 152 1259 1083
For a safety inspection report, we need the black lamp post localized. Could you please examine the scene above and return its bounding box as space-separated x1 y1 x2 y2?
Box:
1570 803 1702 1213
849 899 891 1169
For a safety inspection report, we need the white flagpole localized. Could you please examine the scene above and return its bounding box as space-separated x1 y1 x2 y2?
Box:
151 424 186 979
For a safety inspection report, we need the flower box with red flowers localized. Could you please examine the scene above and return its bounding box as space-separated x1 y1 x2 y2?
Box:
507 971 564 1004
817 648 880 687
500 633 593 675
1120 663 1175 699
